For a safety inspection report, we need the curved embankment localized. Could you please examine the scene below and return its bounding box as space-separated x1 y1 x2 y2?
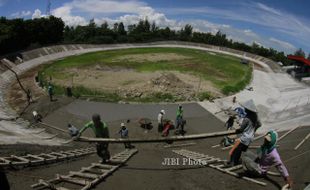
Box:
0 41 287 144
199 69 310 133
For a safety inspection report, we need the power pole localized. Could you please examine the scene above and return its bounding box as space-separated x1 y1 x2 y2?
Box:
46 0 51 16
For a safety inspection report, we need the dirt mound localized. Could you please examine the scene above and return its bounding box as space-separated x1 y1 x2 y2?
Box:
117 72 195 101
151 73 191 88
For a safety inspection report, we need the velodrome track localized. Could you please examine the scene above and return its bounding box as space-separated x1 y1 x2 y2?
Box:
0 41 308 145
0 42 310 189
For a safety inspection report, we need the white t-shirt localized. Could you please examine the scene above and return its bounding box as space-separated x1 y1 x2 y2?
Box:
158 113 163 124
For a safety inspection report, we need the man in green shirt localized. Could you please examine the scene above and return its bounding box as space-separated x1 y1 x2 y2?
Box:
176 105 183 128
47 83 54 102
79 114 110 163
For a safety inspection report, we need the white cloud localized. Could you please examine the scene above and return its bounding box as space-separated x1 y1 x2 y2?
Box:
11 10 32 18
164 2 310 50
52 0 176 27
256 3 281 16
269 37 296 50
46 0 302 53
32 9 43 19
52 6 87 26
69 0 147 14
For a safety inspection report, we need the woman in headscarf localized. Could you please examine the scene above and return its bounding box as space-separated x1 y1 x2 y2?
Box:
242 130 293 189
229 99 261 166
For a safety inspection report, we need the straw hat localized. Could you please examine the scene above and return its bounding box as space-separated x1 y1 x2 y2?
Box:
240 99 257 113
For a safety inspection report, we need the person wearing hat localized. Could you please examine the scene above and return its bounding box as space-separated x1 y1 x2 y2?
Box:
118 123 133 149
32 111 42 123
242 130 293 188
79 114 110 163
229 99 261 166
157 110 165 133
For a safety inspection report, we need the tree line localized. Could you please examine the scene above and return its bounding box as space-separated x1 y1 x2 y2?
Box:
1 16 310 64
0 16 64 55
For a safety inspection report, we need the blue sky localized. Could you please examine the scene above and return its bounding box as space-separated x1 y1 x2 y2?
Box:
1 0 310 54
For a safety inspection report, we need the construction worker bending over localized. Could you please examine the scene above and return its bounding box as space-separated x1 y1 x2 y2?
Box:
68 123 79 137
119 123 134 149
79 114 110 163
242 130 293 189
228 99 261 166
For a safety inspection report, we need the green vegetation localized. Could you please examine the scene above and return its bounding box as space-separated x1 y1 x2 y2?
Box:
198 92 213 101
1 16 300 65
38 47 252 102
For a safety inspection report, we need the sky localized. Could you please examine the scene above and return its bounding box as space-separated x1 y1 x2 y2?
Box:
1 0 310 55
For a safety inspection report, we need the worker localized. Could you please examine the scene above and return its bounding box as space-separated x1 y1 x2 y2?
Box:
176 105 184 129
47 82 54 102
118 123 134 149
242 130 293 188
228 99 261 166
32 111 42 123
157 110 165 133
225 115 235 130
162 120 173 137
67 123 79 137
78 114 110 163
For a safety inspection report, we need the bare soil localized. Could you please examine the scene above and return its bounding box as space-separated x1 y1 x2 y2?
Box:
5 66 46 114
53 67 222 100
113 53 191 62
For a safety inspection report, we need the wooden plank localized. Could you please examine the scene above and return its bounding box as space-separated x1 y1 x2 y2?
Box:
225 165 243 171
39 122 68 133
164 142 196 148
0 158 11 164
173 149 266 186
91 163 115 169
248 145 279 149
11 155 29 162
58 175 89 186
76 130 238 143
70 171 99 179
294 132 310 150
210 164 266 186
26 154 44 161
31 149 138 190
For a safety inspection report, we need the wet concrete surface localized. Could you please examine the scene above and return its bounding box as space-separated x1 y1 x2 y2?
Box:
4 99 310 190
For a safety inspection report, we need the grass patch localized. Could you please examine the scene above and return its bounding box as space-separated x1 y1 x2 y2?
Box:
198 91 214 101
39 47 252 102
